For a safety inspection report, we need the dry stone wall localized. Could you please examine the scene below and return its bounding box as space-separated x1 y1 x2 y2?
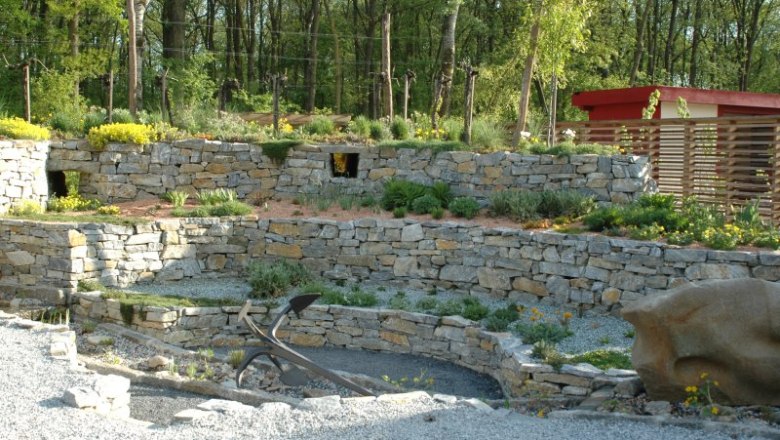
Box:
72 291 639 398
0 140 49 214
3 216 780 310
46 140 654 204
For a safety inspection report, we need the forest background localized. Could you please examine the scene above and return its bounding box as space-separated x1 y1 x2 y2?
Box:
0 0 778 133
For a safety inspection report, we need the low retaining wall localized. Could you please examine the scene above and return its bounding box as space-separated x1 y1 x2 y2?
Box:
46 140 653 204
72 291 638 398
0 140 49 214
3 216 780 311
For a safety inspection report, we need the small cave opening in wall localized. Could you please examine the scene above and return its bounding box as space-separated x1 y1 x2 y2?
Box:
331 153 359 178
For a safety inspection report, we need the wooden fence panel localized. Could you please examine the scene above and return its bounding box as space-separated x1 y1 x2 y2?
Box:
558 116 780 220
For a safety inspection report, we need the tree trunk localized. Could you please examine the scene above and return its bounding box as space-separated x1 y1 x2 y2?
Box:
163 0 186 64
689 0 702 86
323 0 342 113
269 0 282 72
437 1 460 117
663 0 679 80
232 0 243 83
244 0 258 89
132 0 148 111
510 8 541 148
380 10 392 118
68 1 79 97
127 0 137 115
629 0 653 85
304 0 321 112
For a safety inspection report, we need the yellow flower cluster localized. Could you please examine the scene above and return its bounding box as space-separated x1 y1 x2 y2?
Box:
87 123 157 150
0 117 50 141
415 127 445 140
332 152 349 174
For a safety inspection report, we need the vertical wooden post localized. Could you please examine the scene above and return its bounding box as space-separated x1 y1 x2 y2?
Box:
107 70 114 123
403 70 414 120
431 77 442 131
772 119 780 223
380 10 392 119
547 73 558 147
271 73 285 136
127 0 137 116
372 74 381 120
461 63 478 146
22 62 30 122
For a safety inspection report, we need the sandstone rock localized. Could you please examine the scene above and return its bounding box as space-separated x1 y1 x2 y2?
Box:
622 278 780 405
63 386 103 409
147 355 172 369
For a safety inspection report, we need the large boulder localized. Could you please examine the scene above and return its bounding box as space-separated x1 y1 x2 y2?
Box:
622 278 780 405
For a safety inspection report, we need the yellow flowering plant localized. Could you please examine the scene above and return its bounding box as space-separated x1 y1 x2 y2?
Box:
0 117 50 140
87 123 157 150
683 372 720 408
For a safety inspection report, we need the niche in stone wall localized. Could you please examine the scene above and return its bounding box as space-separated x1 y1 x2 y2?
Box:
331 153 359 178
47 171 68 197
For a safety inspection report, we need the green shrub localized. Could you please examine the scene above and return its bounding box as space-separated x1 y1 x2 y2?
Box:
512 321 573 345
484 315 512 332
8 200 45 216
393 206 407 218
439 117 463 142
0 117 50 140
415 297 438 313
359 195 376 207
530 340 567 370
163 191 190 207
470 118 507 150
196 188 238 205
462 299 489 321
319 288 378 307
411 194 442 214
538 190 595 219
208 200 253 216
490 190 542 221
449 197 480 219
381 179 428 210
304 115 335 136
247 260 312 298
388 292 412 310
338 196 354 211
87 123 156 150
430 206 445 220
377 139 468 154
429 182 453 208
260 140 302 164
369 120 389 141
637 193 676 210
83 110 107 133
49 111 82 134
582 206 623 231
390 116 411 140
111 108 135 123
347 115 372 138
435 299 463 316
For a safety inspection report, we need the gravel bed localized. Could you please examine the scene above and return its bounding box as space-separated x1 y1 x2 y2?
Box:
122 278 634 355
0 317 757 440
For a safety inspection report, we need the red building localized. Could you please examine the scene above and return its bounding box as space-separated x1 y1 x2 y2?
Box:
572 86 780 120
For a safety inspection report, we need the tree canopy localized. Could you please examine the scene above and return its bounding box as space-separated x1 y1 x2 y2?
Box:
1 0 778 125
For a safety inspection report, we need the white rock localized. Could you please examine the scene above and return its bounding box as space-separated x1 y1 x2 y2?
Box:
93 374 131 399
562 385 589 396
197 399 252 413
147 355 171 369
173 408 214 422
462 398 494 412
297 395 342 412
376 391 430 403
560 363 603 378
605 368 638 377
432 394 458 405
62 386 103 409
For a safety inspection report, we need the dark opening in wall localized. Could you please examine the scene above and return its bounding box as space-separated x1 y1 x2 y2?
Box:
47 171 68 197
331 153 359 178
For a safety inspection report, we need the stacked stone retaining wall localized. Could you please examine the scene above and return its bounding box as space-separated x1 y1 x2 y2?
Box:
2 216 779 311
45 140 653 204
0 140 49 214
72 291 638 398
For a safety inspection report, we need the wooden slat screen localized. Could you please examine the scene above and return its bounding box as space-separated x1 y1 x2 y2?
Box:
557 116 780 221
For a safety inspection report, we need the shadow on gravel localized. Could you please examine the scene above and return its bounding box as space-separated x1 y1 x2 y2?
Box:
129 384 209 425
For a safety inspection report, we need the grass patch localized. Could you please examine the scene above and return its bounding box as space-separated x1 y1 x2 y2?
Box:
260 139 303 164
101 289 241 308
1 212 148 226
247 260 312 298
377 139 469 154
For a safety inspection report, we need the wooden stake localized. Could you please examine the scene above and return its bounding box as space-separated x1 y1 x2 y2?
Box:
380 11 393 119
127 0 137 116
403 70 415 120
22 62 30 122
461 63 478 145
107 70 114 123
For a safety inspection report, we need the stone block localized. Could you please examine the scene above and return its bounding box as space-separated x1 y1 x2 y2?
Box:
267 243 303 259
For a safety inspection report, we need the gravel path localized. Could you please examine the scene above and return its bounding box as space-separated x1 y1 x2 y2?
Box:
0 316 762 440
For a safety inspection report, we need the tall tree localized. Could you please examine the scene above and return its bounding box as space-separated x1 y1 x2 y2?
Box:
162 0 186 64
303 0 321 112
436 0 461 117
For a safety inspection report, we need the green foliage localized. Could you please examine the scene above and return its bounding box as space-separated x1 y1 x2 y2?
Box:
390 116 411 140
338 195 354 211
319 288 378 307
514 321 573 345
490 189 594 221
470 118 507 150
435 299 463 316
82 109 107 133
247 260 312 298
369 120 390 141
531 340 567 370
462 299 489 321
207 200 253 216
49 111 82 134
415 297 439 313
8 200 44 216
196 189 238 205
429 182 454 208
381 178 428 210
87 123 156 150
303 115 336 135
528 143 620 157
449 197 481 219
359 195 376 207
430 206 445 219
261 139 302 164
227 350 245 369
376 139 469 154
0 117 50 140
411 194 442 214
163 191 190 208
347 116 372 138
486 304 521 332
439 117 463 142
388 292 412 310
110 108 135 124
96 205 120 216
393 206 407 218
31 69 85 124
568 350 632 370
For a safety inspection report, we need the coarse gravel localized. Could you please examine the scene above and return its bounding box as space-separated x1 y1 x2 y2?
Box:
0 317 762 440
